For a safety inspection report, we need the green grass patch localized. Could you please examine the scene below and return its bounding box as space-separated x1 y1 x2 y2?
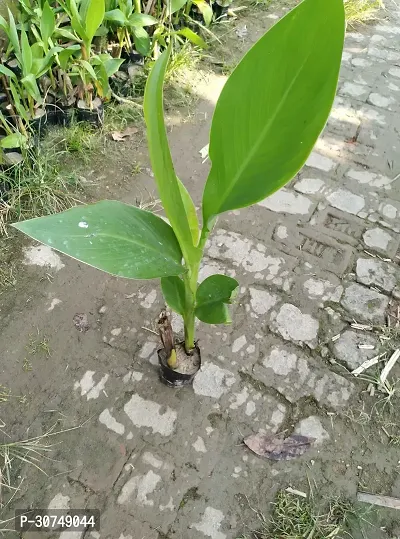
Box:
344 0 383 26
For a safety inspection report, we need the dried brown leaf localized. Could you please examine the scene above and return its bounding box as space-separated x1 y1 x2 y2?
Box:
111 126 138 141
244 433 315 461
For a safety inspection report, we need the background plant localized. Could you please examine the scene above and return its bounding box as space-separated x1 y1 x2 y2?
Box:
13 0 345 362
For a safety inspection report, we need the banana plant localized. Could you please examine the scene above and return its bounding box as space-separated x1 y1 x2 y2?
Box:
13 0 345 369
104 0 157 57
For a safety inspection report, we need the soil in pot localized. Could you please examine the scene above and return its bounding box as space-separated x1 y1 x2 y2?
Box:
158 342 201 387
76 98 104 127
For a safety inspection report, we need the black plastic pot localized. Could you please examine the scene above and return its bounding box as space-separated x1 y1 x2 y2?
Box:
121 49 144 68
76 102 104 127
44 104 73 126
30 113 47 136
212 4 229 19
158 343 201 387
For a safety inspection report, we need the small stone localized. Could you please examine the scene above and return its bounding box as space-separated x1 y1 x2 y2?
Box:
381 204 397 220
389 67 400 78
363 227 394 252
99 305 107 314
273 304 319 348
306 152 336 172
341 283 389 323
232 335 247 353
295 416 329 446
351 57 371 67
340 82 368 98
111 327 122 336
356 258 397 292
331 330 378 370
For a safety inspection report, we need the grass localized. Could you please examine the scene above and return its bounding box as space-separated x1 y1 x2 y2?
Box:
344 0 384 26
239 490 363 539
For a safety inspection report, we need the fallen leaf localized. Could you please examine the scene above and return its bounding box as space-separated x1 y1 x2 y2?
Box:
73 313 90 332
111 126 138 141
244 433 315 461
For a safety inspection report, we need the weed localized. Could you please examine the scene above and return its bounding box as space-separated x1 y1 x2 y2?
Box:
0 147 81 231
131 162 143 175
26 331 51 358
344 0 383 26
104 102 143 132
22 358 32 372
239 490 364 539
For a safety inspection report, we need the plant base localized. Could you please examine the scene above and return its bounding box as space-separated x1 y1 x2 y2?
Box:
158 342 201 388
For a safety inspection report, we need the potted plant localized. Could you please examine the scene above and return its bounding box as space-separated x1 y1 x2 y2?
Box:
13 0 345 387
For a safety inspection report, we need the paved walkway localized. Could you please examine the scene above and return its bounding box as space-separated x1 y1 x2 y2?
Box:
3 5 400 539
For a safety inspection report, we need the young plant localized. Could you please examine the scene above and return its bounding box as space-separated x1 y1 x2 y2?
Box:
13 0 345 368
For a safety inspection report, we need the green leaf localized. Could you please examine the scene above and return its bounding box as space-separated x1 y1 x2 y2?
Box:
0 132 25 149
21 28 33 76
21 74 42 103
85 0 105 43
165 0 187 16
195 274 238 324
7 9 21 64
13 201 185 280
202 0 345 225
104 8 128 24
41 1 56 45
144 45 198 264
0 64 16 79
55 27 81 41
79 59 98 80
161 276 186 315
132 26 151 56
103 56 125 77
129 13 157 26
192 0 213 26
177 178 199 246
69 0 88 41
58 45 81 70
176 27 207 48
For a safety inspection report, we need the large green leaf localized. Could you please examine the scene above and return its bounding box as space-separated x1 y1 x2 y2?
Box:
41 1 56 46
192 0 213 26
165 0 187 15
195 274 238 324
85 0 105 42
202 0 345 225
161 276 186 315
7 10 21 64
12 201 185 280
0 132 25 149
144 46 198 265
0 64 16 79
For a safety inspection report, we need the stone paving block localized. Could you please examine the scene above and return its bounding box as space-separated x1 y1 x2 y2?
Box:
339 82 369 100
257 187 315 219
331 330 379 371
310 207 366 247
363 227 400 258
326 189 366 216
346 167 394 190
252 344 354 408
341 283 389 323
356 257 398 292
305 151 337 172
269 304 319 349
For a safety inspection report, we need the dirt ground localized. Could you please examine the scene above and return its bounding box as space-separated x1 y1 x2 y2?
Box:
2 1 400 538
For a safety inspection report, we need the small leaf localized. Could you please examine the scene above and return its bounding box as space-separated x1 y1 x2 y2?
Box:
58 45 81 71
0 132 25 149
195 274 238 324
244 433 315 461
41 1 56 46
104 8 127 24
80 59 98 80
192 0 213 26
161 276 186 315
111 126 138 141
132 26 151 56
12 200 184 280
7 9 21 64
85 0 105 42
55 28 81 41
176 27 207 48
21 28 33 76
165 0 187 16
21 74 42 103
102 56 125 77
129 13 157 27
0 64 16 78
177 178 199 245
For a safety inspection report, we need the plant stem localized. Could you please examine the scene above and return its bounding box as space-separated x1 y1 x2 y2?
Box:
134 0 142 13
182 218 216 354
